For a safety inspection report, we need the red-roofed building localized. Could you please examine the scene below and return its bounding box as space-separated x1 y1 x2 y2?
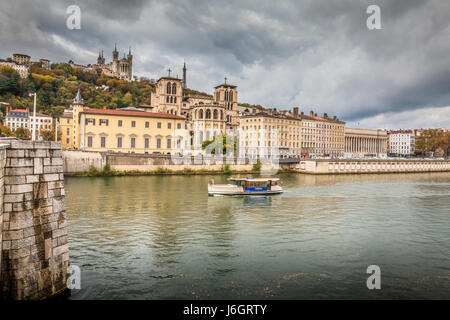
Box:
60 92 186 154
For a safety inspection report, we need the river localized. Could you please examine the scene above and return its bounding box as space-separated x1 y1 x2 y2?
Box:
65 173 450 299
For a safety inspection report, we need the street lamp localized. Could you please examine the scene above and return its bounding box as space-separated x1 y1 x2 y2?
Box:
29 93 37 141
54 118 59 142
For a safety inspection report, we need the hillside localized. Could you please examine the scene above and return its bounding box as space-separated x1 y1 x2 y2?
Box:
0 63 154 120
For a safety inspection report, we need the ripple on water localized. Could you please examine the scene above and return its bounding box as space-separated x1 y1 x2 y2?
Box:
66 173 450 299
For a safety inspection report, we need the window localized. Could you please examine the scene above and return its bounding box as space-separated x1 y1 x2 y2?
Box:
86 118 95 125
157 122 161 128
101 136 106 148
131 121 136 127
117 137 123 148
145 121 149 128
100 119 108 126
130 137 136 148
167 138 171 149
66 128 70 135
87 136 93 148
66 138 69 144
118 120 123 127
168 123 171 129
157 138 161 149
177 123 181 129
144 138 149 149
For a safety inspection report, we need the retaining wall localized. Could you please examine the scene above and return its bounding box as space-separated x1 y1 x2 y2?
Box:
0 139 68 300
294 159 450 174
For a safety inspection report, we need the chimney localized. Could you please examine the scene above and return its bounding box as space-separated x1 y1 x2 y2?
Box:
293 107 299 117
333 116 337 120
103 106 107 110
323 113 328 118
314 113 317 117
300 111 304 116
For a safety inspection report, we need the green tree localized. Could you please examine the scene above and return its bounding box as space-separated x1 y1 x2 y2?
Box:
14 127 31 140
202 134 236 155
0 125 13 137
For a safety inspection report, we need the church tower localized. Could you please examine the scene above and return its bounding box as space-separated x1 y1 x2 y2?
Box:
112 43 119 74
214 78 238 130
97 51 105 65
127 47 133 81
182 61 187 89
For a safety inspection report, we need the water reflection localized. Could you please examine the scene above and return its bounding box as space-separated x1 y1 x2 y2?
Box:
66 173 450 299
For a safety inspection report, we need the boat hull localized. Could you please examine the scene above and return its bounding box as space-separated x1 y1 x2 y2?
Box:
208 184 283 196
208 190 283 196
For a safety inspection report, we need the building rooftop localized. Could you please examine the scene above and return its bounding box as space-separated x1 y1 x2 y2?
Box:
214 83 237 89
81 107 185 119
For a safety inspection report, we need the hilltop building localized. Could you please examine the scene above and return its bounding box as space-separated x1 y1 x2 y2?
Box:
0 53 51 78
68 44 133 81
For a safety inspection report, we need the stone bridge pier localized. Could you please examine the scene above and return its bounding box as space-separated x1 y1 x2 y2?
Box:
0 139 69 300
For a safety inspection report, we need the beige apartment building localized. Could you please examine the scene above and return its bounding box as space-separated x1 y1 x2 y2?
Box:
239 113 302 159
299 111 346 157
60 91 185 154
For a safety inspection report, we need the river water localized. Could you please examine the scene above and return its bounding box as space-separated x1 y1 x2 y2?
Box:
65 173 450 299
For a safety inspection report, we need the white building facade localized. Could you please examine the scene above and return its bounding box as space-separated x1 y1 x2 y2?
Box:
388 130 415 156
5 109 53 134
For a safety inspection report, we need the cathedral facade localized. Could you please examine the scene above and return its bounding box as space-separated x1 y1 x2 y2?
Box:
152 65 239 146
95 45 132 81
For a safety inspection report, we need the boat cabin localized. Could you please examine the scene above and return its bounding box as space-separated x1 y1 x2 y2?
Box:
229 178 279 192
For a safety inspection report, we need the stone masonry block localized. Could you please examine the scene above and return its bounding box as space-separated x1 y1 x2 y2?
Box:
10 184 34 194
5 167 34 176
4 193 25 203
9 158 34 167
42 174 59 182
26 175 39 183
44 165 63 174
33 141 51 149
34 158 43 174
5 175 26 185
52 244 69 257
6 149 25 158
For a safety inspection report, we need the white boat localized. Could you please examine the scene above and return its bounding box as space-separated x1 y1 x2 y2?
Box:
208 177 283 196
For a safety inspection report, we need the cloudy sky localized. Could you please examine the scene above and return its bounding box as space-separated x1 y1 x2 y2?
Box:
1 0 450 130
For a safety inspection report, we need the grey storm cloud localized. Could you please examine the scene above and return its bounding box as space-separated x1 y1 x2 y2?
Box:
1 0 450 129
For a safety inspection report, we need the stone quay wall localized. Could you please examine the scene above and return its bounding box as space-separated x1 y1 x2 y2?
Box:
0 139 69 300
63 149 450 175
292 159 450 174
62 150 255 173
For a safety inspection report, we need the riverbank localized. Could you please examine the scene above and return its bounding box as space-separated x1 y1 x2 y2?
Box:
62 150 450 176
67 162 296 177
